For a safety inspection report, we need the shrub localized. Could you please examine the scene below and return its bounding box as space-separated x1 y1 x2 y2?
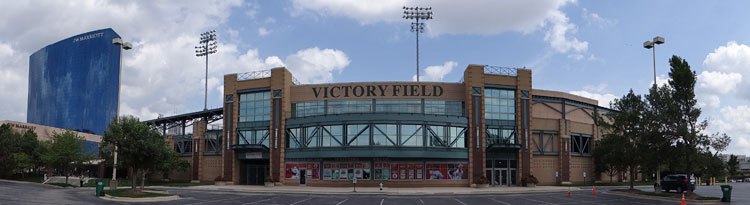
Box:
265 176 274 183
478 176 489 184
528 175 539 184
214 176 223 182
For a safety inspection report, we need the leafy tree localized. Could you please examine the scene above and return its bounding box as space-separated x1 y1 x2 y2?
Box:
0 125 43 178
666 56 731 189
0 124 22 177
41 130 93 184
594 134 628 183
641 84 677 191
102 116 188 193
727 155 739 179
602 90 646 190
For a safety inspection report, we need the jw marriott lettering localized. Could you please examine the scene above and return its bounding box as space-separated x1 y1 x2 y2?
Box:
312 84 444 98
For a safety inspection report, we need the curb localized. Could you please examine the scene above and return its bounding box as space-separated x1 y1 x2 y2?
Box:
97 190 180 203
606 191 721 204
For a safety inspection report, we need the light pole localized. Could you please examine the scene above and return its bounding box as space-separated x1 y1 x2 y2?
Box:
643 36 664 192
111 37 131 190
196 30 217 111
403 6 433 82
643 36 665 87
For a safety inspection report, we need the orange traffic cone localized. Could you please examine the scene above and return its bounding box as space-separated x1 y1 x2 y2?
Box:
681 192 686 205
567 187 571 197
592 185 596 195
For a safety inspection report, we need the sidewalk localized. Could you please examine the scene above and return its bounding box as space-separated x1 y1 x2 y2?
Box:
155 184 579 195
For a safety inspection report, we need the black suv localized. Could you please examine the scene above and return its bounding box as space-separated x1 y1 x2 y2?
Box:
659 174 695 193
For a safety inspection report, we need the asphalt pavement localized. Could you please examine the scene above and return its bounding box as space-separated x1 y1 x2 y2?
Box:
1 179 739 205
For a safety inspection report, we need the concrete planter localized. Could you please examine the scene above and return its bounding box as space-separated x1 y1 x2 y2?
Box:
476 184 489 188
214 181 225 186
264 182 275 187
527 183 536 187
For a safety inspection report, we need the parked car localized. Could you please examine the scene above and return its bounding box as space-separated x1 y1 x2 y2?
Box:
660 174 695 193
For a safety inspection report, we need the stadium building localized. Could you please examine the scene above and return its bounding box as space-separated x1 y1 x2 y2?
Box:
27 28 124 135
147 65 610 187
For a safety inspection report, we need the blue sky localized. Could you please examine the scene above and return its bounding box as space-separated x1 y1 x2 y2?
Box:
0 0 749 155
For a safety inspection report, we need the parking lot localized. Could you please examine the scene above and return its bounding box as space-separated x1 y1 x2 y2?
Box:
152 188 676 205
5 179 747 204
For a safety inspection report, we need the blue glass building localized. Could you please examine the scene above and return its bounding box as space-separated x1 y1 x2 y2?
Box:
27 28 122 135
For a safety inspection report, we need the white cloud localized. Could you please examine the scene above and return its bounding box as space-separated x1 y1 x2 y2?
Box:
697 94 721 109
582 8 616 28
284 47 351 84
712 106 750 154
569 90 617 108
258 27 271 36
698 71 742 94
290 0 586 54
702 41 750 99
0 42 27 121
646 74 669 88
544 10 588 53
412 61 457 82
0 1 350 122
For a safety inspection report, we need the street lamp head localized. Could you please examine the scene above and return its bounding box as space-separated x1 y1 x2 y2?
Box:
653 36 665 44
112 38 123 45
122 42 132 50
643 41 654 49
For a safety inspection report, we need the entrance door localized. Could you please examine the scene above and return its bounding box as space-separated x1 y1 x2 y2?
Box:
300 169 306 185
240 162 268 185
494 169 504 185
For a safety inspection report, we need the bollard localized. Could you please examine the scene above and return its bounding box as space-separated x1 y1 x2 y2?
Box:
379 183 383 191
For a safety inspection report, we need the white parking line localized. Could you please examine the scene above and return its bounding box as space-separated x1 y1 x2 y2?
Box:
419 199 424 204
289 197 311 205
187 196 245 205
336 198 348 205
242 197 274 205
489 198 511 205
453 198 468 205
525 198 556 205
380 198 384 205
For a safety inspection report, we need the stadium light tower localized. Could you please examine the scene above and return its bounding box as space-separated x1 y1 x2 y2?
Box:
110 37 131 190
643 36 665 87
403 6 433 82
196 30 218 111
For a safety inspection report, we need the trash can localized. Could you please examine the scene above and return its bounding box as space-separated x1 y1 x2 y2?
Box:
95 180 104 196
720 185 732 202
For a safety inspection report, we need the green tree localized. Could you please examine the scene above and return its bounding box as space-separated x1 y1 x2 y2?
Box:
593 134 628 183
727 155 739 179
641 84 677 191
667 56 731 189
0 124 22 177
41 130 93 184
602 90 646 190
0 125 43 178
102 116 188 193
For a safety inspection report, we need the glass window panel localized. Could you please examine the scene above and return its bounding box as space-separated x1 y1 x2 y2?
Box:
428 125 445 147
347 124 370 146
400 125 423 147
373 124 396 146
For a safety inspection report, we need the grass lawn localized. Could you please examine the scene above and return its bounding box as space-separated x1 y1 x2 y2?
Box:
560 181 654 187
48 183 75 188
85 179 210 187
6 176 44 183
614 189 719 200
104 188 172 198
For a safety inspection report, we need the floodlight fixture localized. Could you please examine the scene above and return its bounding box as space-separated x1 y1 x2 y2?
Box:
403 6 433 82
196 30 218 111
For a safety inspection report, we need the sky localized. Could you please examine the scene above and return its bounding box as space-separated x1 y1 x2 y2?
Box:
0 0 749 155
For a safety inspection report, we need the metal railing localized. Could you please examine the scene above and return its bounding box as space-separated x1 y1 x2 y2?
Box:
484 65 519 76
236 69 302 85
237 70 271 81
